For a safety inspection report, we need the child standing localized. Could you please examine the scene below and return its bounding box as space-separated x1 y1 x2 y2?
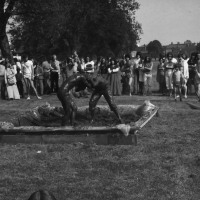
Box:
172 64 184 101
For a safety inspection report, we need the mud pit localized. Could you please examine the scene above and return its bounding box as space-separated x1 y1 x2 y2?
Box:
0 102 156 130
74 106 141 128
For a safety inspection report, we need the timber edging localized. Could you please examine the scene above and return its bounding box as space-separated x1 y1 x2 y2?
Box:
0 107 159 145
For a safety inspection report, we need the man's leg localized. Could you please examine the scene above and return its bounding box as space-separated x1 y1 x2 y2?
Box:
89 92 101 123
129 76 133 96
69 99 78 125
103 90 123 123
57 92 71 125
55 72 59 93
147 74 152 95
178 85 182 101
143 73 147 95
194 83 200 101
39 79 44 95
50 72 55 93
174 86 177 101
24 78 31 98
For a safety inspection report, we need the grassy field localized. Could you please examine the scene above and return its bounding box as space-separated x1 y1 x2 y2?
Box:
1 92 200 199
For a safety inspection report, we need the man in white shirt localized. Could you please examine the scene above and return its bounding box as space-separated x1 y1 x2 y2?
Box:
22 55 41 100
85 57 95 74
180 54 189 98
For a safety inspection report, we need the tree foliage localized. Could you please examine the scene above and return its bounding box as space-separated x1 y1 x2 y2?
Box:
8 0 142 58
0 0 17 61
196 42 200 53
147 40 163 58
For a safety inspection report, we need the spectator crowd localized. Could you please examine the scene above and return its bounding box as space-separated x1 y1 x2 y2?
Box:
0 50 200 102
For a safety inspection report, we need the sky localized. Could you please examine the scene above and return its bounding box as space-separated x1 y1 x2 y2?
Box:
135 0 200 46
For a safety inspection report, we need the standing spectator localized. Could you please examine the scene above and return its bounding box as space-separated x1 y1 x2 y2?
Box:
138 58 144 95
4 59 20 100
179 53 189 98
36 62 44 96
73 57 79 74
42 56 51 94
16 67 24 98
143 55 153 95
13 58 19 74
194 53 200 101
133 52 142 94
107 59 122 96
85 56 95 74
60 60 67 83
156 56 166 95
187 52 197 95
72 50 80 63
164 53 174 96
121 54 134 96
50 54 60 93
79 57 86 73
0 59 6 99
15 57 22 71
98 57 108 79
66 57 76 78
172 64 184 101
21 55 42 100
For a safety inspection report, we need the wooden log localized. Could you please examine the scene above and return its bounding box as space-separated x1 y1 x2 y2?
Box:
0 125 140 135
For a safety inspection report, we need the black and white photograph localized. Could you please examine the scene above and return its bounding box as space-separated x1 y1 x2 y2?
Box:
0 0 200 199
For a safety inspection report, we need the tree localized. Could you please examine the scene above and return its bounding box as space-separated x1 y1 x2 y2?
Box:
9 0 142 58
147 40 163 58
196 42 200 53
0 0 17 61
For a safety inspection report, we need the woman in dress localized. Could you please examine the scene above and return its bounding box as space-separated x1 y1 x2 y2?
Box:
4 59 20 100
98 57 108 79
107 58 122 96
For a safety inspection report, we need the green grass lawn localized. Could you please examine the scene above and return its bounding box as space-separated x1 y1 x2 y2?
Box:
0 94 200 200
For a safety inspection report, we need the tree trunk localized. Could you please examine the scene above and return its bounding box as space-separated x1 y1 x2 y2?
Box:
0 30 13 62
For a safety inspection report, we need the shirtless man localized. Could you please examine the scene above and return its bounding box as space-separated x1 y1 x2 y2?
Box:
57 73 123 126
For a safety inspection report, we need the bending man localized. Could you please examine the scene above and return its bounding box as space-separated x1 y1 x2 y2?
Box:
57 73 123 126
